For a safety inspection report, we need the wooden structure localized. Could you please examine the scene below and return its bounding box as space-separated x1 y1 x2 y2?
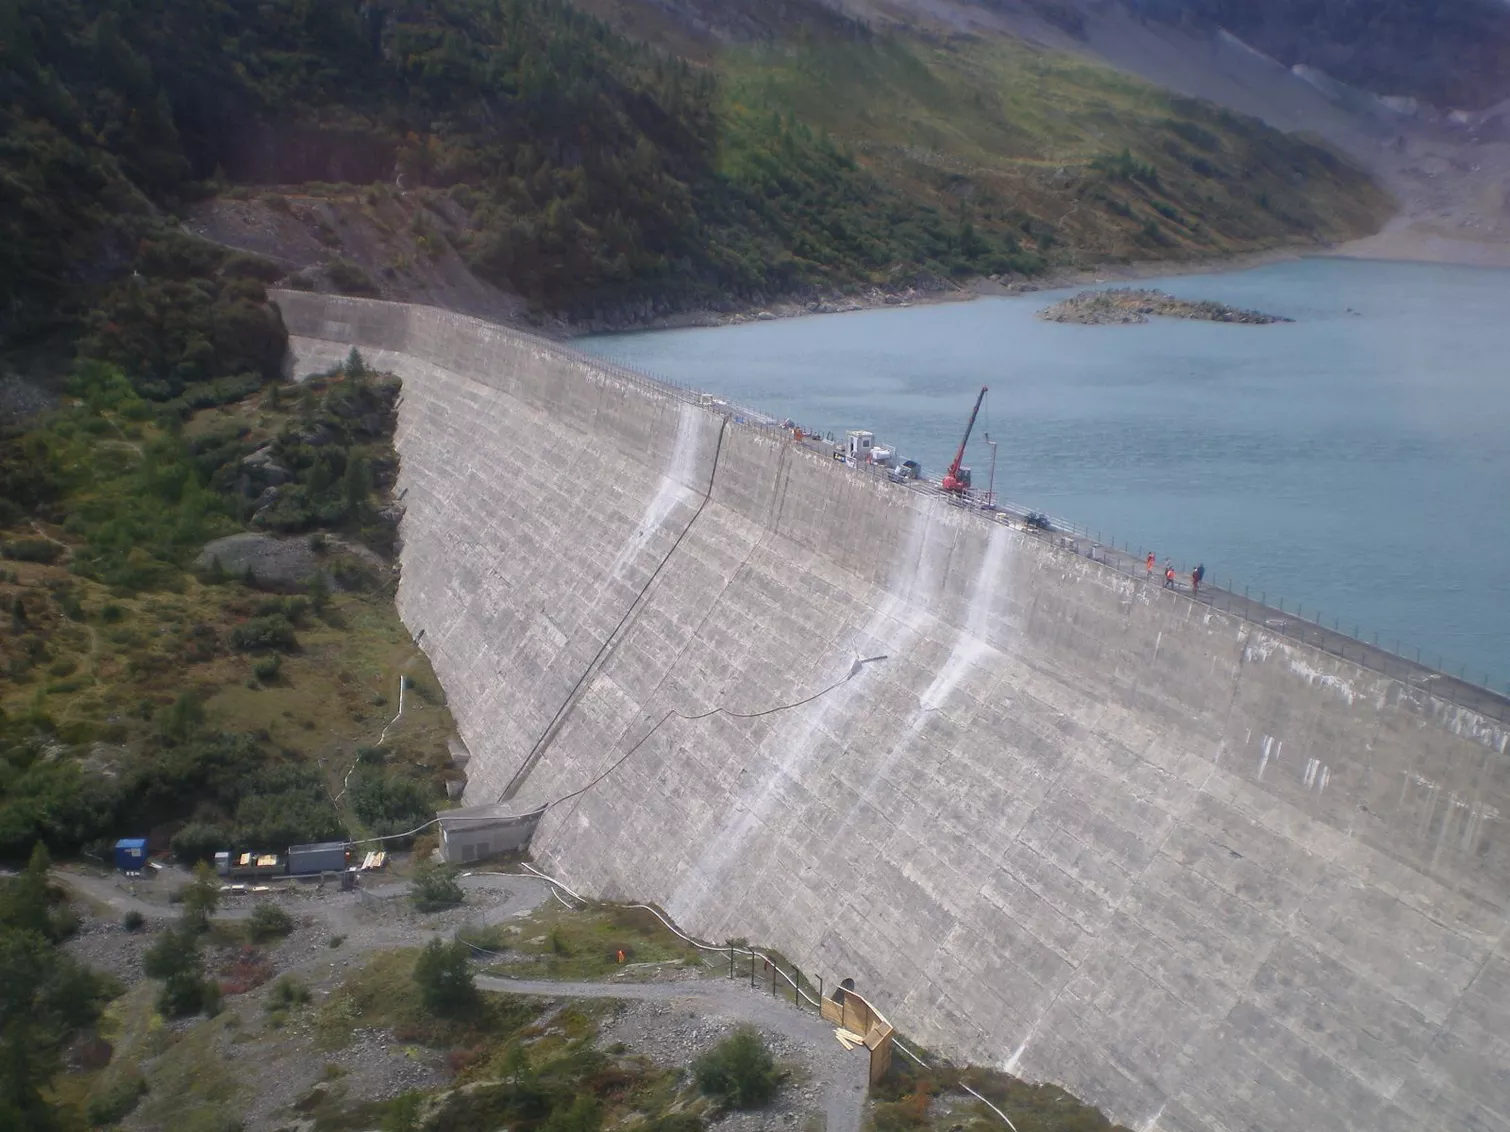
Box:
821 985 895 1085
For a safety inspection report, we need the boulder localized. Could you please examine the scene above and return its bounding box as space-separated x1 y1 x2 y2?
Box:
195 532 323 591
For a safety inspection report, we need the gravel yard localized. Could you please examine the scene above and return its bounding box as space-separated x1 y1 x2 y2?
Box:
56 867 870 1132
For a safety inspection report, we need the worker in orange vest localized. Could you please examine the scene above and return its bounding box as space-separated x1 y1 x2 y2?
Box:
1145 551 1155 579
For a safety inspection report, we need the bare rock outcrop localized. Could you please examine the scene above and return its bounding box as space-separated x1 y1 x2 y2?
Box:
1039 288 1292 325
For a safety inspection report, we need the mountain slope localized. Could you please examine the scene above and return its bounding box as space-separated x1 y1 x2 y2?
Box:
1126 0 1510 110
707 20 1391 268
2 0 1389 347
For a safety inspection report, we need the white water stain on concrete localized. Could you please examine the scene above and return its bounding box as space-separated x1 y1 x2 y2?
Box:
832 518 1013 841
1257 733 1282 779
666 503 954 925
1004 1027 1035 1075
602 401 706 586
1286 655 1359 704
917 523 1011 712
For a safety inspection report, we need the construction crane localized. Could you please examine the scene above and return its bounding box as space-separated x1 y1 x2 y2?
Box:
942 385 988 494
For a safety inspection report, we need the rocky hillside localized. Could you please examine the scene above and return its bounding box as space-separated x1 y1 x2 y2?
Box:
1127 0 1510 110
2 0 1390 350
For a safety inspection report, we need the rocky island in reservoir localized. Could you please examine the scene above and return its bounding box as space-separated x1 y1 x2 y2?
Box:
1039 288 1292 325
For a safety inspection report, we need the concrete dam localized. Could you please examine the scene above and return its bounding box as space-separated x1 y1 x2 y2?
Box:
277 292 1510 1132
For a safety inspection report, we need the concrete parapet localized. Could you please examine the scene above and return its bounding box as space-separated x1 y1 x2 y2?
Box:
275 291 1510 1132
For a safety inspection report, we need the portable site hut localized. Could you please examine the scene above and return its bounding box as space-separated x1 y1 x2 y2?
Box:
437 804 545 864
114 838 148 872
287 841 349 875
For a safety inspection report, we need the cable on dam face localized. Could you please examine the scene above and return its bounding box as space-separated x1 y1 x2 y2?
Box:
540 654 890 813
497 416 730 804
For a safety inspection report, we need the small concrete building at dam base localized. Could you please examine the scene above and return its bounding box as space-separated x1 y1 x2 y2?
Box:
276 290 1510 1132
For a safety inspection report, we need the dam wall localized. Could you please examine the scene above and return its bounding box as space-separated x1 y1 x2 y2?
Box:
277 292 1510 1132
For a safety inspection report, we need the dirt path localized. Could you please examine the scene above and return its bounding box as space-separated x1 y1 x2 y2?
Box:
477 974 869 1132
58 867 252 920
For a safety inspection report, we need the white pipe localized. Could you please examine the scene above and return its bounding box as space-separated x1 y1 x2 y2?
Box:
377 674 406 745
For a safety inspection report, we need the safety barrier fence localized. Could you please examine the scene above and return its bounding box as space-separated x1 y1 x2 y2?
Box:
460 865 1021 1130
587 348 1510 718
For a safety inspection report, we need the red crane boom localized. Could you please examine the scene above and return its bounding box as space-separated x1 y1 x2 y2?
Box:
942 385 988 494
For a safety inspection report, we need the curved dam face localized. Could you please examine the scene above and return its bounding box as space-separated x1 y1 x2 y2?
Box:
277 292 1510 1132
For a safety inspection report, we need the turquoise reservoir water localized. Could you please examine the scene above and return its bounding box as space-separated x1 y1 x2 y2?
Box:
584 258 1510 693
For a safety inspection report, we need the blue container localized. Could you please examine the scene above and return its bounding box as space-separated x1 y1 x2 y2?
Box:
114 838 148 871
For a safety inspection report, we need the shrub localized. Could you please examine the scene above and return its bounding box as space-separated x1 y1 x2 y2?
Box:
231 614 297 652
86 1071 148 1126
248 902 294 942
693 1028 780 1110
409 864 464 913
542 1095 600 1132
328 259 378 295
122 910 146 932
143 924 213 1017
413 938 475 1016
252 655 282 682
3 538 64 563
349 767 432 831
180 861 221 930
171 821 227 865
221 252 285 283
266 975 311 1010
158 692 205 743
218 944 274 996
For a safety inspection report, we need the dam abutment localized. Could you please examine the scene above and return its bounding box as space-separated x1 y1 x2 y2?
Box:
276 291 1510 1132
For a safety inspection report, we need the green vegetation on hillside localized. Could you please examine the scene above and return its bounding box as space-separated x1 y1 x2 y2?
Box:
0 351 452 863
706 16 1390 267
870 1052 1132 1132
1 0 1031 335
0 846 118 1132
460 903 704 980
3 0 1389 345
308 948 708 1132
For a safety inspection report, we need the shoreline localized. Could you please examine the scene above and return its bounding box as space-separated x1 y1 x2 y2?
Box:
559 245 1309 338
558 229 1510 338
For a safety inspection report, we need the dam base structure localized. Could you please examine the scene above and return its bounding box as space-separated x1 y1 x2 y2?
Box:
278 291 1510 1132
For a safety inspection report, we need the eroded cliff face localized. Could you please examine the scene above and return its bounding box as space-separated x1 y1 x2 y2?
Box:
278 290 1510 1132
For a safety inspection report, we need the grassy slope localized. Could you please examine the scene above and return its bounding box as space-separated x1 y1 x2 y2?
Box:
581 0 1393 270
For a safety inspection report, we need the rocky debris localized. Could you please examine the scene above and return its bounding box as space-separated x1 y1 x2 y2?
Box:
325 1028 448 1099
62 912 156 988
1039 287 1292 325
0 371 59 425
